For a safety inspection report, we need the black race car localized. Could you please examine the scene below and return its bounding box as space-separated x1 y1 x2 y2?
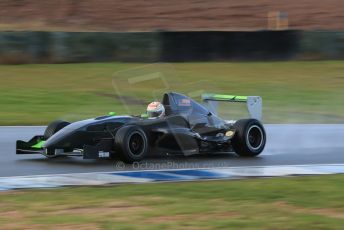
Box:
16 92 266 163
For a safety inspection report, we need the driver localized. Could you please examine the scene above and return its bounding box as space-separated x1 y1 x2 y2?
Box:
146 101 165 119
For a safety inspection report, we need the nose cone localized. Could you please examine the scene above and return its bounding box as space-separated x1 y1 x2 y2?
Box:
43 128 69 148
42 119 91 148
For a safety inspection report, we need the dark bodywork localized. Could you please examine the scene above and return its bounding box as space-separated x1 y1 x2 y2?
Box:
16 92 238 159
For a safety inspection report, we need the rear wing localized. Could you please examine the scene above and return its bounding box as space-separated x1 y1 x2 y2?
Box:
201 93 262 121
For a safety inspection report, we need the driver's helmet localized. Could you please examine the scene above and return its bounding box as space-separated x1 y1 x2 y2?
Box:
147 101 165 119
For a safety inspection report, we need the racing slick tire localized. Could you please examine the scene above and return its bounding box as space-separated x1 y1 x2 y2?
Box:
115 125 149 163
232 119 266 157
44 120 71 139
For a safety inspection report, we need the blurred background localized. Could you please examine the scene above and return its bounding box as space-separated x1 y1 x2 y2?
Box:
0 0 343 124
0 3 344 229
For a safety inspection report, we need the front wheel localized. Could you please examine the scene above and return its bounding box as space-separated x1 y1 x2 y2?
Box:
114 125 149 163
232 119 266 157
44 120 70 139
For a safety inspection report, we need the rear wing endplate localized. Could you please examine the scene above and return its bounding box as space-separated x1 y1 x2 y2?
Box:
201 93 262 120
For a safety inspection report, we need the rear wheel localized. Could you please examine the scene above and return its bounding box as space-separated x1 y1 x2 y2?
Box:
44 120 70 139
115 125 149 163
232 119 266 157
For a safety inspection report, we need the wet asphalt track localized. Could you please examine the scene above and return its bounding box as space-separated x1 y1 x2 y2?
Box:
0 125 343 177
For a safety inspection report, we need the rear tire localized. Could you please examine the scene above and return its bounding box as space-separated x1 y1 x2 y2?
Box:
232 119 266 157
44 120 70 139
115 125 149 163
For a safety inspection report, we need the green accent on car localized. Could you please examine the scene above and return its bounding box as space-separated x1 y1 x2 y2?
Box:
233 95 248 100
141 113 148 118
31 140 45 149
202 93 248 101
108 111 117 116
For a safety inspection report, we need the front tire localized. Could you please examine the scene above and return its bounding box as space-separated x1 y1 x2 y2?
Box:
232 119 266 157
44 120 70 139
115 125 149 163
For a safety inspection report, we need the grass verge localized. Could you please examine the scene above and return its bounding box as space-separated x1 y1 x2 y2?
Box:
0 175 344 229
0 61 343 125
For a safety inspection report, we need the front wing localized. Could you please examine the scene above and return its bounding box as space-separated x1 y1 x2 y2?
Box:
16 136 113 159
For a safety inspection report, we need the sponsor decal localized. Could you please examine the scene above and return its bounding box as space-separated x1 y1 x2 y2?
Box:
99 151 110 158
178 99 191 106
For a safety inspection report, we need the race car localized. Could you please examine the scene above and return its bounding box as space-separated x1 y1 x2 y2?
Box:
16 92 266 163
